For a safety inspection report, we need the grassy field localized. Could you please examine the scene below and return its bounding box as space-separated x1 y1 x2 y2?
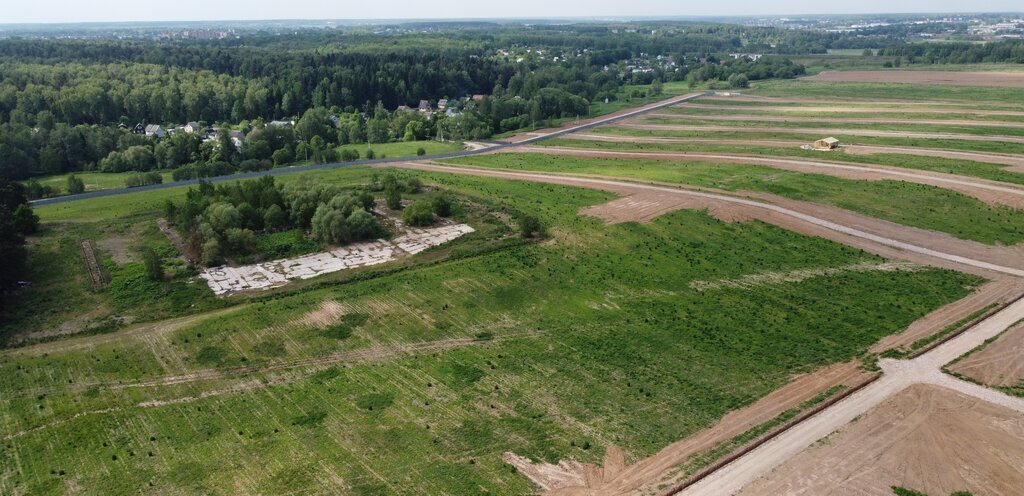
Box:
442 153 1024 246
0 167 979 495
591 126 1024 155
747 79 1024 107
335 140 465 159
540 137 1024 186
24 171 175 196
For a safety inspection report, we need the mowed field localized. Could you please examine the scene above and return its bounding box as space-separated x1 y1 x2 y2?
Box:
0 170 980 494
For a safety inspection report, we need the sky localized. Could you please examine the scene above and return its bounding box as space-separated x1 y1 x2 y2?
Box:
1 0 1022 24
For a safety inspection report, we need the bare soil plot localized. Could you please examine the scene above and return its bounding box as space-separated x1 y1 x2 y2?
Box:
517 146 1024 209
579 191 754 224
703 95 1001 107
948 320 1024 387
806 70 1024 87
737 384 1024 496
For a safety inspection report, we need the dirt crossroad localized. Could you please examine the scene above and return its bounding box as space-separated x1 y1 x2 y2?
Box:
679 296 1024 496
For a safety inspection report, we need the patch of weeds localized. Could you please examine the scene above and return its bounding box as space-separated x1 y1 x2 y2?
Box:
355 393 394 411
291 409 328 427
195 346 228 366
311 367 341 383
322 313 369 340
252 340 286 357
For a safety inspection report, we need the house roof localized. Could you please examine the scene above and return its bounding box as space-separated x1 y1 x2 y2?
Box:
185 121 200 128
145 124 164 133
819 137 839 144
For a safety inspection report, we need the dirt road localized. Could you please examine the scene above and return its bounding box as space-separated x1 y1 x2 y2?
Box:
647 112 1024 129
804 70 1024 88
619 122 1024 144
516 146 1024 208
679 103 1024 117
566 133 1024 171
678 296 1024 496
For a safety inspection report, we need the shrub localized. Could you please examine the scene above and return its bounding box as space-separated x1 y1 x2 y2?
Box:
201 239 222 266
263 204 287 230
416 147 426 156
431 195 453 217
195 346 228 365
140 247 164 281
310 206 350 245
385 185 402 210
402 200 435 227
66 174 85 195
347 209 384 240
365 149 376 160
516 214 545 238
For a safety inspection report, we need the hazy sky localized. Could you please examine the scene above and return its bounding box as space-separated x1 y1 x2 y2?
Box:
2 0 1022 24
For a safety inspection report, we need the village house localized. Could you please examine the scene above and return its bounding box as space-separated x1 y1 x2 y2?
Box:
145 124 166 138
132 122 146 134
269 120 294 127
418 100 432 112
436 99 448 110
183 121 202 134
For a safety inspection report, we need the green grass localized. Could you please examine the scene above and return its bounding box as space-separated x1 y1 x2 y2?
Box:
0 170 980 495
442 153 1024 245
23 171 174 196
541 137 1024 186
591 126 1024 155
336 140 465 158
748 79 1024 108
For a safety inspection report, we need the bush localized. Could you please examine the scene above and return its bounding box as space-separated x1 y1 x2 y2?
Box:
402 200 435 227
348 209 384 240
140 246 164 281
385 186 402 210
416 147 426 156
431 195 452 217
365 149 376 160
201 238 222 266
311 206 350 245
66 174 85 195
517 214 545 238
263 204 287 230
355 393 394 411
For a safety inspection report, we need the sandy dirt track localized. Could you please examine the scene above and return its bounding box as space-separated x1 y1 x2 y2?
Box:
619 122 1024 144
947 320 1024 387
805 70 1024 87
734 384 1024 496
567 133 1024 171
681 296 1024 496
703 95 1017 107
679 102 1024 117
516 146 1024 209
401 162 1024 279
648 112 1024 129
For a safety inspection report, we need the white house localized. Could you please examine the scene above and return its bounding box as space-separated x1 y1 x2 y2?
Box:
183 122 202 134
